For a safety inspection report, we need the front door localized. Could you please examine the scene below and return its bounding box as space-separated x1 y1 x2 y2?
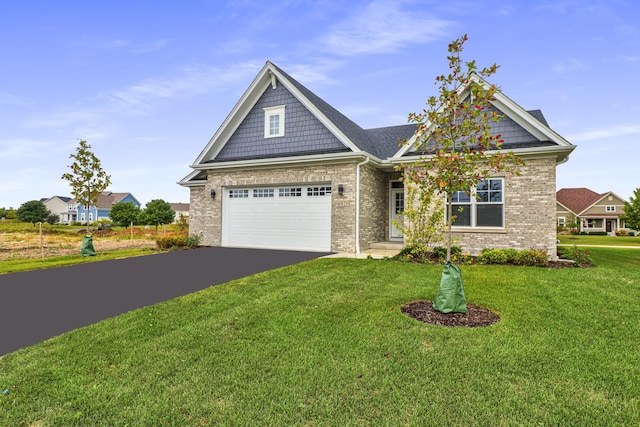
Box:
606 220 613 233
390 183 404 239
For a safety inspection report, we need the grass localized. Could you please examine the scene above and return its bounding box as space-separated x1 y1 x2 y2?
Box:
558 233 640 246
0 247 639 425
0 248 159 275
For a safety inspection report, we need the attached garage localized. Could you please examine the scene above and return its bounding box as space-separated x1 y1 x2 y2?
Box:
221 184 332 251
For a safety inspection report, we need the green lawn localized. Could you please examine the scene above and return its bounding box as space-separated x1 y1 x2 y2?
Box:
558 233 640 246
0 248 159 275
1 248 639 425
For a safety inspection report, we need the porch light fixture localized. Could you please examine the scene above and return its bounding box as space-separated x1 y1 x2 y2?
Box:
338 184 344 195
210 189 216 199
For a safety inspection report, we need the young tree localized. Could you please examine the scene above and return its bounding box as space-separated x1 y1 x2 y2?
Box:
61 140 111 234
402 34 523 313
16 200 50 226
109 202 141 227
622 187 640 231
140 199 175 230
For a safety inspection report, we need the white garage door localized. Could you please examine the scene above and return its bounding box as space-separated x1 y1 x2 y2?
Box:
222 184 332 251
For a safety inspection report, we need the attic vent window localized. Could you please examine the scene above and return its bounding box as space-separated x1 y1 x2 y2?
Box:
263 105 285 138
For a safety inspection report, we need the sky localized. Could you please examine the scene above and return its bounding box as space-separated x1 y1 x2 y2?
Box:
1 0 639 209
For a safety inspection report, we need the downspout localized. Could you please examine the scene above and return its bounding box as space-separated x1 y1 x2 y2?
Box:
355 157 370 254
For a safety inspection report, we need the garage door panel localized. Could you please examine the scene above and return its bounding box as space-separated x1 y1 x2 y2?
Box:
222 185 331 251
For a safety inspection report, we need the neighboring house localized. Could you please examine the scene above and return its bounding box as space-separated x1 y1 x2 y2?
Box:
557 188 629 234
40 196 72 223
169 203 190 223
63 192 141 224
179 61 575 257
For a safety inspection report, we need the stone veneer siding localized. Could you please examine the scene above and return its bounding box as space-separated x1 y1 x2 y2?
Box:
446 156 558 259
189 162 372 252
189 157 557 257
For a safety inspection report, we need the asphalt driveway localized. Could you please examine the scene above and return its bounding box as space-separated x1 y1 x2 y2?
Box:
0 247 327 355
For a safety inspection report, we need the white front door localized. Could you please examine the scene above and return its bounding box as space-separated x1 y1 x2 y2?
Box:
389 186 404 239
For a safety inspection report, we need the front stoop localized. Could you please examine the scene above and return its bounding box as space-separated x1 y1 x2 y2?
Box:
324 241 403 259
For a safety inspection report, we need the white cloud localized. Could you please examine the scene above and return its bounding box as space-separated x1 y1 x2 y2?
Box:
551 58 586 74
105 62 260 112
320 0 452 56
0 139 56 161
566 124 640 142
0 92 30 107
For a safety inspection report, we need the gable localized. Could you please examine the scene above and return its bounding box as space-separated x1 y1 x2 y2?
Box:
394 74 574 162
556 188 602 214
213 83 349 162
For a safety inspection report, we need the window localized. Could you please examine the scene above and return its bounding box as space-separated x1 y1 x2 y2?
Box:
450 178 504 228
606 206 615 212
279 187 302 197
89 213 93 222
80 213 85 222
263 105 285 138
307 186 332 196
253 188 274 198
229 189 249 198
558 217 566 227
584 219 596 228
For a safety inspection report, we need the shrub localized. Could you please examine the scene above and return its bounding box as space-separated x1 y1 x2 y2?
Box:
513 249 549 267
558 245 593 267
477 249 506 264
580 231 607 236
432 246 462 262
396 245 431 263
477 248 518 265
155 234 201 250
184 234 201 248
156 236 186 250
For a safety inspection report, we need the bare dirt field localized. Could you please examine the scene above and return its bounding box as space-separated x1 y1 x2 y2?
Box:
0 226 171 261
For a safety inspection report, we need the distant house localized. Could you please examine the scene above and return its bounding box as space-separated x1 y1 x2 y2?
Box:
169 203 189 223
556 188 629 234
63 192 141 224
40 196 72 223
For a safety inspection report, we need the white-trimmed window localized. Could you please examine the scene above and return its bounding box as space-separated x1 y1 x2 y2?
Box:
253 188 274 198
558 217 566 227
450 178 504 228
307 186 332 196
80 213 86 222
264 105 285 138
229 189 249 198
279 187 302 197
606 206 615 212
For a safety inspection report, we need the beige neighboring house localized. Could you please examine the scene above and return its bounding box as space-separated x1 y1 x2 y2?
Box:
556 188 629 234
40 196 72 223
169 203 189 223
179 61 576 258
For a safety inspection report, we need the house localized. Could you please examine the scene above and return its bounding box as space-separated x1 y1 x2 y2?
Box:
40 196 72 223
556 188 629 234
63 192 141 224
169 203 190 223
179 61 575 257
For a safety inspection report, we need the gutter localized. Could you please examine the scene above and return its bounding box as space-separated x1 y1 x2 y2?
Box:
355 157 370 254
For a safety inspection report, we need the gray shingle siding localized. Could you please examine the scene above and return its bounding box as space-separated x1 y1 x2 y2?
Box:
404 106 552 156
215 84 348 161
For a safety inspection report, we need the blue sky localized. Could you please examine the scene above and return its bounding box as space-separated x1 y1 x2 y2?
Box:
1 0 639 209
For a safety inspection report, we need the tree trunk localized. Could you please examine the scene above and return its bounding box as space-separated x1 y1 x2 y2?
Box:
446 193 453 263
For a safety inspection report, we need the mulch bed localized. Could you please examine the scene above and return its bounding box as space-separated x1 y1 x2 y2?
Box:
401 300 500 327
